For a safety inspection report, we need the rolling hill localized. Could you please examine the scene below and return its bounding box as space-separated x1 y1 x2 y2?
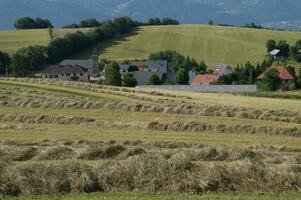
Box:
76 25 301 66
1 25 301 67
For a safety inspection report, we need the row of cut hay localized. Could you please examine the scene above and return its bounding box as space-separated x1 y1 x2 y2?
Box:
0 114 95 125
1 141 300 165
1 94 300 124
0 154 300 196
147 121 301 137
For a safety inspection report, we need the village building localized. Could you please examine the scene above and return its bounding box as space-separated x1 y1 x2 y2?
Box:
42 52 100 82
269 49 281 59
41 65 89 82
130 60 148 71
257 66 296 84
191 74 220 85
215 64 233 76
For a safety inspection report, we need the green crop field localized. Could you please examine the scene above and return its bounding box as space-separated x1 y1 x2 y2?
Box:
0 28 91 54
0 78 300 198
76 25 301 67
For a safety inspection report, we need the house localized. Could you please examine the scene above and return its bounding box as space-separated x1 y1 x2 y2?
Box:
41 65 89 82
191 74 220 85
60 52 99 77
119 64 130 74
257 66 296 84
269 49 281 59
131 60 148 71
215 64 233 76
188 69 196 84
147 60 168 73
134 71 165 85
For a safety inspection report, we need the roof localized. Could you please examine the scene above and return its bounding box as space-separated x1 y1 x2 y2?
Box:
131 61 148 68
257 66 296 80
134 71 164 85
148 60 168 73
215 64 233 76
60 59 93 69
269 49 281 56
191 74 220 85
119 64 130 71
42 65 88 74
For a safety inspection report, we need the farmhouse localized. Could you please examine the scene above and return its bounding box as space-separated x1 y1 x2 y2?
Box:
41 65 89 82
257 66 296 83
215 64 233 76
191 74 220 85
60 53 99 77
269 49 281 59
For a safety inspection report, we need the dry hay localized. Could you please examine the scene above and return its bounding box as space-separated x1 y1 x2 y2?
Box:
0 155 300 197
147 121 301 137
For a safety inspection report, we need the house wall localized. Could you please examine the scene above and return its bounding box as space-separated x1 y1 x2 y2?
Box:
43 73 89 82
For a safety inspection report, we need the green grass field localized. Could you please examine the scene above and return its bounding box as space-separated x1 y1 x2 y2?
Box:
76 25 301 66
1 25 301 67
0 28 91 54
0 78 300 198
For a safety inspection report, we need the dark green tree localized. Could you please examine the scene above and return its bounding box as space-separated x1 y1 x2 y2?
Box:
105 61 122 86
147 74 161 85
266 40 277 53
195 61 207 74
277 40 290 57
11 45 48 76
262 68 282 91
123 73 137 87
14 17 53 29
0 51 10 75
176 68 189 84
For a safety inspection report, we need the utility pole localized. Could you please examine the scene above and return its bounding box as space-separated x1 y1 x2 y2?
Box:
6 65 8 76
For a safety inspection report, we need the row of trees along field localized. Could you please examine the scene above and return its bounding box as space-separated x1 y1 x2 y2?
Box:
63 17 179 28
1 17 136 76
14 17 53 29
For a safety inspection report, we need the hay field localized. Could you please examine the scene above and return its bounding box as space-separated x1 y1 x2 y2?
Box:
76 25 301 66
0 78 300 198
0 28 92 54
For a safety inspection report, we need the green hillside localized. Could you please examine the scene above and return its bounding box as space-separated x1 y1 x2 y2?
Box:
0 28 91 54
1 25 301 67
77 25 301 66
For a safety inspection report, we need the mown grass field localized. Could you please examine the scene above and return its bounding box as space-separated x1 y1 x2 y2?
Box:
0 28 91 54
77 25 301 66
1 25 301 67
0 78 300 198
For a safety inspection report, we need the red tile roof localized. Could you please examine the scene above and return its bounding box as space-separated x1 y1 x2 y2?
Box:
131 61 148 68
258 66 295 80
191 74 220 85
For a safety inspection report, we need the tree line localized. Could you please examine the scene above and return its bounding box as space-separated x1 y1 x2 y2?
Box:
14 17 53 29
1 17 136 76
63 17 179 29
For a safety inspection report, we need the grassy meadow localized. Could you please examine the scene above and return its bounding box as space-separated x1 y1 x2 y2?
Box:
1 25 301 67
0 78 300 198
76 25 301 66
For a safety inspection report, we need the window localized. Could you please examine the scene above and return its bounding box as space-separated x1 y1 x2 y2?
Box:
54 75 58 78
73 73 76 77
61 73 64 77
80 73 83 76
45 75 48 78
66 73 70 77
49 75 53 78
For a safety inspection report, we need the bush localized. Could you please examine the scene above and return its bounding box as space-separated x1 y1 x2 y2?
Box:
147 74 161 85
176 68 189 84
122 73 137 87
105 61 122 86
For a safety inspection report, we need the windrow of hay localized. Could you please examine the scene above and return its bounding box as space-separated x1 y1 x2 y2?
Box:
0 140 300 164
0 114 95 125
1 79 300 124
147 121 301 137
0 155 300 197
1 94 300 124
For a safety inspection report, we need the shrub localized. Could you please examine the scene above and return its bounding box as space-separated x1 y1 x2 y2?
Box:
147 74 161 85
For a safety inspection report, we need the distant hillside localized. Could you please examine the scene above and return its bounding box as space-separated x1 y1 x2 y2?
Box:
75 25 301 67
1 0 301 30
